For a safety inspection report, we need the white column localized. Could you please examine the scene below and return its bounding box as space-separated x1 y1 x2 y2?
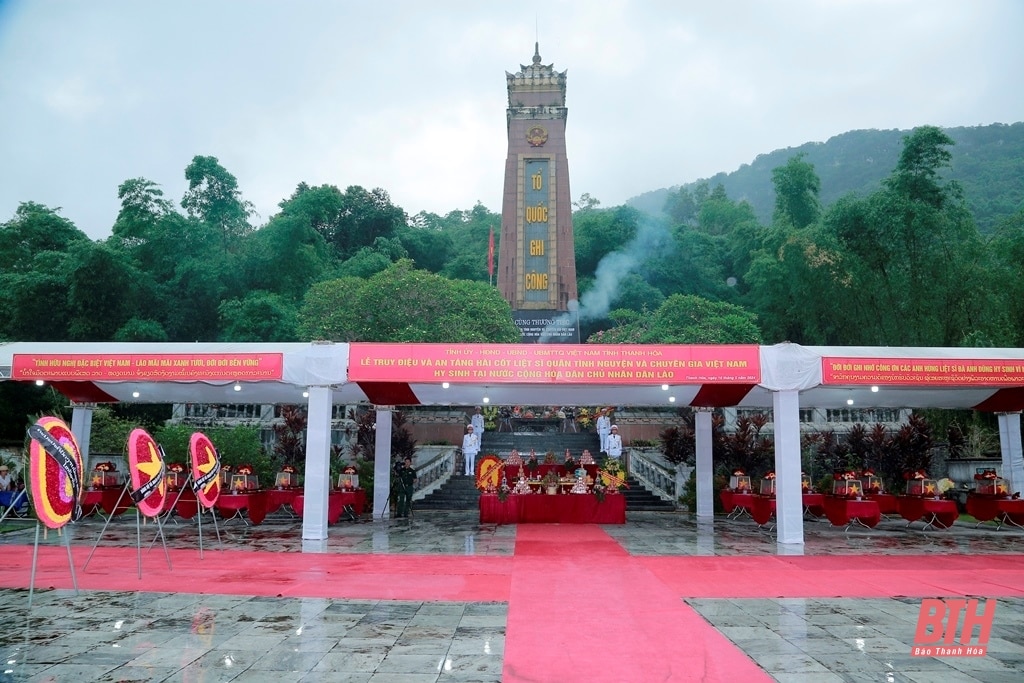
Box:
373 407 394 519
301 386 332 541
70 404 94 464
695 408 714 518
773 389 804 545
997 412 1024 495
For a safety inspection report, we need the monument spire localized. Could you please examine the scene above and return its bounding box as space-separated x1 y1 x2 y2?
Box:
497 46 579 343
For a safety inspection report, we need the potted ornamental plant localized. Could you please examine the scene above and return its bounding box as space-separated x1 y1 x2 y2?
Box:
542 470 559 495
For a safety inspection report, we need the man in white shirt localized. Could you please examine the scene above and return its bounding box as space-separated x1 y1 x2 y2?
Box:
462 425 480 477
470 406 485 446
606 425 623 461
0 465 11 491
596 411 611 454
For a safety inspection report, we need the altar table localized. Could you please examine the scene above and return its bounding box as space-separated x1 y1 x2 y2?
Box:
751 495 775 527
168 487 200 520
81 487 132 519
748 493 827 527
966 494 1004 524
216 491 268 525
293 490 366 524
719 490 755 519
503 464 599 481
997 499 1024 529
265 487 301 516
802 493 825 517
896 496 958 529
823 496 881 529
479 493 626 525
867 493 899 515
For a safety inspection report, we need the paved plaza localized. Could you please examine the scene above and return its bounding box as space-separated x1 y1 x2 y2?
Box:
1 508 1023 682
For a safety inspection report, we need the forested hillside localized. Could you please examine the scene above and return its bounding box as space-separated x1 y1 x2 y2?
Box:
2 125 1024 361
628 122 1024 233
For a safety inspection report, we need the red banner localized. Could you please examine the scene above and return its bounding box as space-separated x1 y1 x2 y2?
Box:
349 344 760 384
822 357 1024 386
12 353 284 382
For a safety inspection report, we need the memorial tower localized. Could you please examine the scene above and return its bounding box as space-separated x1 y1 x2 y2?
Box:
497 44 579 343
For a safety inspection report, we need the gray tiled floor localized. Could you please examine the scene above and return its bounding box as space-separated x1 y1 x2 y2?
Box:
1 509 1023 682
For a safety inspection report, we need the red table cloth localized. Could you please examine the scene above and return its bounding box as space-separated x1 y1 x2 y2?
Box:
749 494 825 526
896 496 958 529
81 487 132 517
479 493 626 524
867 492 899 514
966 494 1005 523
719 490 756 516
823 496 881 528
751 495 775 526
265 487 301 515
168 487 201 519
997 498 1024 528
802 492 825 517
293 490 366 524
216 491 268 525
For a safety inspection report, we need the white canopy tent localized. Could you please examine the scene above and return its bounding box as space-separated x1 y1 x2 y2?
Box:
3 341 1023 546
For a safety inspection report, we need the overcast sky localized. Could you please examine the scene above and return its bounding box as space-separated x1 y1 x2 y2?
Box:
1 0 1021 240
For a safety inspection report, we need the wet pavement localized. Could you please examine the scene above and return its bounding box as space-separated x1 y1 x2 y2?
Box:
1 508 1023 682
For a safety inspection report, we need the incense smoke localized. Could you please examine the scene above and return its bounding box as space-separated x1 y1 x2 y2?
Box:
539 218 670 342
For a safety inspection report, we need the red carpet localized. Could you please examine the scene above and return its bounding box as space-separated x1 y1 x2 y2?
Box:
502 526 770 682
5 537 1022 683
640 555 1024 599
0 546 511 602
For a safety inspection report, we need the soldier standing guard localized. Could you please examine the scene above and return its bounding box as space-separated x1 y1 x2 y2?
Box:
395 457 417 518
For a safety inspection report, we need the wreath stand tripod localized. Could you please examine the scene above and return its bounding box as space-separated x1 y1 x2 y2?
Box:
153 471 222 558
82 479 172 579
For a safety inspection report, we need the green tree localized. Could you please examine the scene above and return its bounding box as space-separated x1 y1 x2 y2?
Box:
235 211 333 301
65 241 143 341
572 206 641 278
588 294 762 344
297 260 520 342
0 203 89 341
181 155 255 247
771 153 821 229
218 291 298 342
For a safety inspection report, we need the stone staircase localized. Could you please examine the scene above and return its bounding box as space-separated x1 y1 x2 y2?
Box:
415 428 676 512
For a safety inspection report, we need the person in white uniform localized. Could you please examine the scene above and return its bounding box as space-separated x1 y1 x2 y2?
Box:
596 411 611 454
606 424 623 461
470 406 485 446
462 425 480 477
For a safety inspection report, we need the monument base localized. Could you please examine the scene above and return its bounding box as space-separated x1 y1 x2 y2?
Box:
512 310 579 344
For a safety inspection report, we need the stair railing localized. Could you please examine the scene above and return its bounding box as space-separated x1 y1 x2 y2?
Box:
628 448 685 505
412 447 456 501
